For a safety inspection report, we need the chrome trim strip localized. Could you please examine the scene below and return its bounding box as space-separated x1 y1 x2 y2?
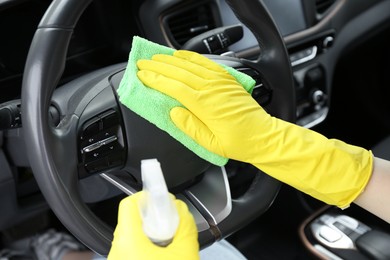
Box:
297 107 329 129
83 135 118 153
291 46 318 67
100 172 136 195
185 166 232 225
186 190 218 226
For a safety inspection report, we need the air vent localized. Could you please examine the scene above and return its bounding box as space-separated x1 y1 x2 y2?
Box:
316 0 336 15
165 3 217 47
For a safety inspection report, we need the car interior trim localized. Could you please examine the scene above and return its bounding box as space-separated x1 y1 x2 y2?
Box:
291 46 318 67
184 166 232 226
100 172 136 196
314 244 343 260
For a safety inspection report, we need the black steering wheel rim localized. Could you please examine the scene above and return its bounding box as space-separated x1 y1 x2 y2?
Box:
21 0 295 256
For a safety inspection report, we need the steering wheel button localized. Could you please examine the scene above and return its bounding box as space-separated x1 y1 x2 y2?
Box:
82 120 101 139
107 154 124 167
85 149 104 161
83 142 102 153
100 135 118 146
319 226 342 243
85 159 108 173
101 111 119 129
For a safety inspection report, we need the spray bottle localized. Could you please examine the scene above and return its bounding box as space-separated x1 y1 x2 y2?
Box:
139 158 179 246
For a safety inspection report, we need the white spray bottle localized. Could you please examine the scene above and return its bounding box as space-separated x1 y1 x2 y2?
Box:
139 158 179 246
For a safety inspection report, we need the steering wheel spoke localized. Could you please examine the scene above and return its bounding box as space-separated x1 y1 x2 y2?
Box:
46 115 80 187
100 171 138 196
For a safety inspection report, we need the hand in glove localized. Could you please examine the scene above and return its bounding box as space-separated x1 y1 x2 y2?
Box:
137 50 373 208
108 192 199 260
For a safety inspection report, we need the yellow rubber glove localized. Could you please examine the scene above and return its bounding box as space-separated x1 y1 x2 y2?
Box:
137 50 374 208
108 192 199 260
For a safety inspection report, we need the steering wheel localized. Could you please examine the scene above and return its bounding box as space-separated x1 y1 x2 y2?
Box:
21 0 295 256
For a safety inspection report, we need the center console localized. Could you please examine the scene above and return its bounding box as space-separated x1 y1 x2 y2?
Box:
287 30 335 128
300 206 390 260
219 0 333 129
293 62 328 128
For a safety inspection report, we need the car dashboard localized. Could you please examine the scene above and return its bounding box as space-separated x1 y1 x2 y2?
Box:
138 0 389 129
2 0 388 127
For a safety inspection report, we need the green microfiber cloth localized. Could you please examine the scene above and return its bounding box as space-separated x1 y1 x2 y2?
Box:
117 36 255 166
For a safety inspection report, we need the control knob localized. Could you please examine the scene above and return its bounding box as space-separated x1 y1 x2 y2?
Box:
311 89 326 110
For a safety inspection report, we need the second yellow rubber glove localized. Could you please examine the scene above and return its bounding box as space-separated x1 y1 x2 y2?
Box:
137 50 373 208
108 192 199 260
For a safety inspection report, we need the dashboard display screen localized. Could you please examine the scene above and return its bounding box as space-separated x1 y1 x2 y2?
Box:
262 0 307 36
219 0 307 52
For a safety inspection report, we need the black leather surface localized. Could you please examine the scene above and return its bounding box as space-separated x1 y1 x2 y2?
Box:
356 230 390 260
